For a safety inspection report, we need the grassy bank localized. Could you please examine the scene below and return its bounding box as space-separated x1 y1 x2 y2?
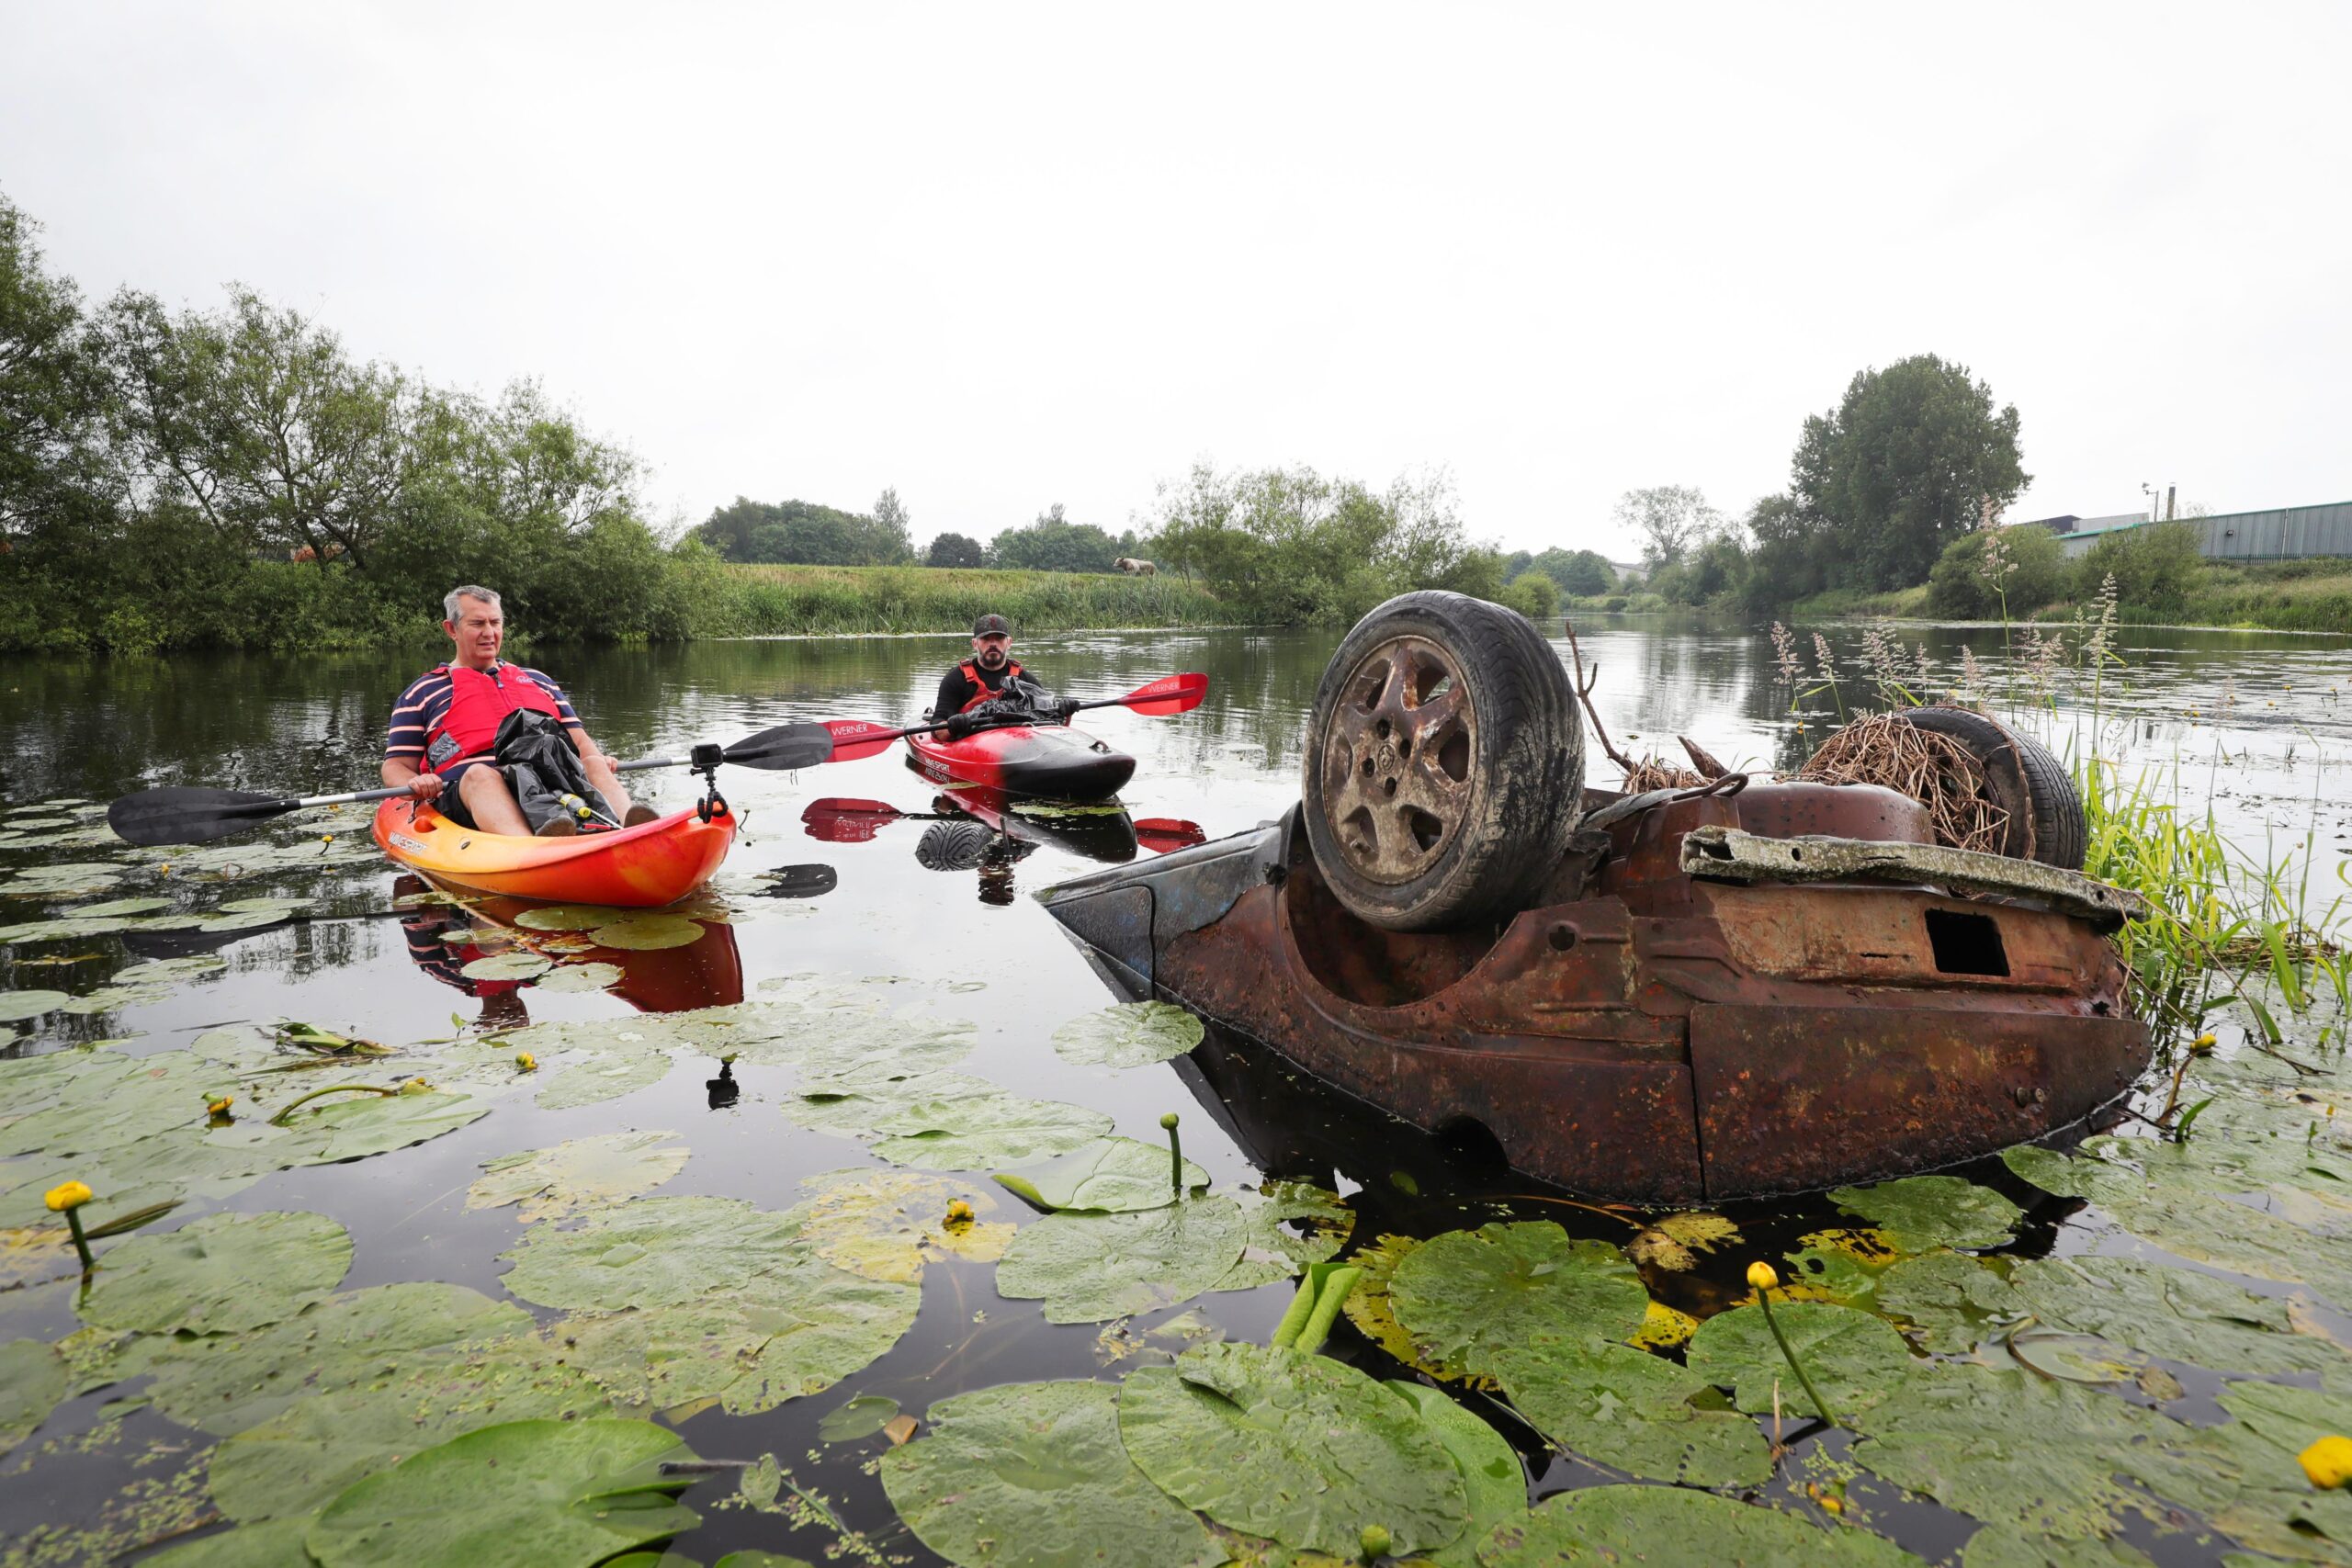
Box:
1786 558 2352 633
693 562 1240 637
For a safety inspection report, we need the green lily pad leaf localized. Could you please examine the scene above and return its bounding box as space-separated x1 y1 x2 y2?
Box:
713 1555 817 1568
79 1210 351 1335
1685 1300 1917 1420
1050 1001 1204 1068
536 1052 673 1110
116 954 228 984
0 989 69 1022
1828 1176 2023 1252
881 1380 1215 1568
469 1133 689 1224
1848 1364 2200 1540
277 1089 489 1162
1386 1382 1525 1568
1388 1223 1649 1375
73 897 175 918
782 1066 1001 1136
1212 1179 1355 1292
536 961 625 993
2172 1381 2352 1562
1477 1484 1922 1567
305 1417 697 1568
1627 1211 1742 1272
2 862 126 897
459 951 553 981
996 1196 1248 1323
2009 1253 2346 1387
589 913 706 950
993 1136 1208 1213
873 1091 1114 1170
0 917 138 943
1873 1252 2023 1353
129 1281 534 1436
209 1335 616 1522
563 1258 919 1416
1341 1234 1476 1382
500 1195 804 1312
1782 1227 1905 1308
818 1393 900 1442
792 1167 1012 1283
1120 1341 1466 1557
1958 1524 2161 1568
1487 1332 1770 1487
513 905 617 931
142 1516 318 1568
1 1337 67 1454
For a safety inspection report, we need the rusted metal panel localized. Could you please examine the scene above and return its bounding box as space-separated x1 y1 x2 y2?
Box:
1681 825 2147 928
1688 1002 2149 1198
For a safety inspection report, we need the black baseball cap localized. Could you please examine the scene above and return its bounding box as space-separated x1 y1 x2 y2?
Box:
972 614 1012 637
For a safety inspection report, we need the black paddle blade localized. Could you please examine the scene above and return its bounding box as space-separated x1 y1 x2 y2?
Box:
107 786 294 847
720 723 836 771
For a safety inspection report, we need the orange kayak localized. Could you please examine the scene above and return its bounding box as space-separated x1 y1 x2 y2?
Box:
371 798 737 908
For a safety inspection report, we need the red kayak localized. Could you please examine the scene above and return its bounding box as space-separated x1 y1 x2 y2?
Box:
903 724 1136 800
371 798 737 907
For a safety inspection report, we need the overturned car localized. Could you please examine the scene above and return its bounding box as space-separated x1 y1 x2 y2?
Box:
1042 592 2149 1203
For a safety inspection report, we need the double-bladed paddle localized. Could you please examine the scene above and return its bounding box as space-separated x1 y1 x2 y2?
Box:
819 672 1209 762
107 723 839 848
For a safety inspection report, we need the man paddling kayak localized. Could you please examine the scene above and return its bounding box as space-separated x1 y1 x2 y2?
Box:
382 585 653 837
929 613 1080 739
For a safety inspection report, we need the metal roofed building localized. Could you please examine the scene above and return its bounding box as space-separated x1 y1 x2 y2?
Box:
2053 499 2352 561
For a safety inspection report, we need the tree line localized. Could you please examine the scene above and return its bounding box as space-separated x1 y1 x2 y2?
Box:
688 495 1152 577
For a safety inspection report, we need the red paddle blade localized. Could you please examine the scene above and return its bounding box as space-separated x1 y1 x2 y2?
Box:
1134 818 1207 854
800 797 903 843
1119 672 1208 716
823 718 907 761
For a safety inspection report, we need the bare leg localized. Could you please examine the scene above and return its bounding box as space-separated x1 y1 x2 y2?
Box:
582 754 635 820
457 766 533 836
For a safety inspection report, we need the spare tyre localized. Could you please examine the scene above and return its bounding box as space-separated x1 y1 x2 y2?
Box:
1302 591 1585 931
1897 705 2085 870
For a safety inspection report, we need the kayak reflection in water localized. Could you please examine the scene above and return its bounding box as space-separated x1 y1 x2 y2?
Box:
803 791 1204 907
382 585 655 839
928 612 1081 740
391 875 746 1019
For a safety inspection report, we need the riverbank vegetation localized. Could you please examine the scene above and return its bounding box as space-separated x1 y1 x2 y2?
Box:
695 562 1231 637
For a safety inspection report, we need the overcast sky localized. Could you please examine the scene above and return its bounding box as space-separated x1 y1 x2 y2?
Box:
4 4 2346 559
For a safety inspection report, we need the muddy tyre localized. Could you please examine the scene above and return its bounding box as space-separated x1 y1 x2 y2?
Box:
1302 591 1584 931
1898 705 2085 870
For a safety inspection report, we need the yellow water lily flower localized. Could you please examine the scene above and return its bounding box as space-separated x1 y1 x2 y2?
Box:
2301 1434 2352 1489
514 1053 537 1072
2190 1032 2217 1055
1747 1260 1780 1291
206 1094 234 1116
45 1180 93 1213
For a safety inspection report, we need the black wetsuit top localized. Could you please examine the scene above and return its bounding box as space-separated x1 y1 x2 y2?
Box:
932 660 1025 720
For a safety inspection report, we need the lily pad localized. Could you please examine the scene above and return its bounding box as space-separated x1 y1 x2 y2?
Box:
1873 1252 2024 1353
305 1417 697 1568
1958 1526 2161 1568
1119 1341 1466 1557
1212 1179 1355 1292
72 897 175 918
468 1133 691 1224
1386 1382 1526 1568
537 1053 673 1110
1827 1175 2023 1252
1487 1332 1771 1487
115 954 228 984
536 961 625 993
792 1167 1012 1283
1685 1300 1917 1420
459 952 554 982
0 917 140 943
819 1393 901 1442
782 1066 1002 1136
499 1195 805 1312
79 1210 352 1335
873 1091 1114 1170
0 989 69 1022
1050 1001 1204 1068
1 1337 66 1454
1627 1211 1741 1272
142 1517 319 1568
1388 1223 1649 1374
2008 1253 2346 1388
1343 1234 1477 1382
996 1196 1248 1323
1477 1484 1922 1567
994 1136 1208 1213
562 1258 919 1416
880 1380 1215 1568
589 913 706 951
273 1088 489 1162
513 905 617 931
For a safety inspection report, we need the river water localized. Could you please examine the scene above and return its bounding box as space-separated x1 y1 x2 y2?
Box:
2 615 2348 1563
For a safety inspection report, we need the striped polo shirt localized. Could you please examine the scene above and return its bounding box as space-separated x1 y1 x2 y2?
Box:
385 663 581 767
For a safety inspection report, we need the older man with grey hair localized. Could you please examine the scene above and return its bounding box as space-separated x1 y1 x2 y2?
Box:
380 585 650 836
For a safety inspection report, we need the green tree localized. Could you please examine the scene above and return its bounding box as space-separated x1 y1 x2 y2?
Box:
1737 492 1826 607
691 497 909 565
1792 354 2028 591
0 193 113 546
873 487 913 558
1501 570 1561 620
1524 547 1615 597
1926 524 2067 617
989 505 1124 572
924 530 985 568
2075 521 2200 614
1618 485 1722 570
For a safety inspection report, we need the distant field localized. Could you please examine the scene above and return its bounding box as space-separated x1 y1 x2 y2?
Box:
1784 559 2352 635
703 563 1239 637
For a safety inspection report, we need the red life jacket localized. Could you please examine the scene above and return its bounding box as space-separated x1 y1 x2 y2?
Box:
956 659 1023 714
425 663 566 773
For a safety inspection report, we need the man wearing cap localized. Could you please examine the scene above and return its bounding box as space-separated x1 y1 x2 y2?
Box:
930 614 1080 738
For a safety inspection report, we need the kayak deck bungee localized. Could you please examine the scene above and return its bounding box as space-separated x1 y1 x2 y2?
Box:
371 798 737 908
903 724 1136 800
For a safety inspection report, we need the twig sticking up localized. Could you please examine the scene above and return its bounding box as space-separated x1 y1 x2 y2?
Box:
1562 621 1638 774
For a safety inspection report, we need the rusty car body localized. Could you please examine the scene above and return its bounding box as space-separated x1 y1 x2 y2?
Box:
1041 778 2151 1203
